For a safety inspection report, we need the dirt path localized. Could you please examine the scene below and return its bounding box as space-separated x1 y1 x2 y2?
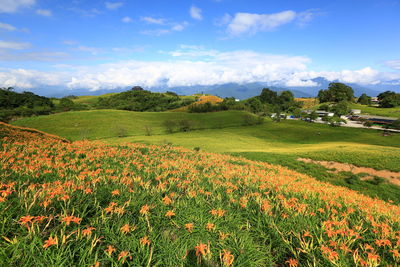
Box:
297 158 400 186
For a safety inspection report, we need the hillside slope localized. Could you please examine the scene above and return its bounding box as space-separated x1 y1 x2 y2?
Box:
1 124 400 266
11 110 251 141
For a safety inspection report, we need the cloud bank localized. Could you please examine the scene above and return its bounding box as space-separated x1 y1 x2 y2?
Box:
1 47 399 91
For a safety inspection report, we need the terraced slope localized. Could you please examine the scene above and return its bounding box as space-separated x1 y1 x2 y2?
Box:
1 123 399 266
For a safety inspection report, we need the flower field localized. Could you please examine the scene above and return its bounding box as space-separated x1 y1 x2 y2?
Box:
1 123 400 266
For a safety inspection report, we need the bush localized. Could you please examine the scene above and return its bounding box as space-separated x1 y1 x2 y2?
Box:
163 120 177 134
345 175 360 184
144 125 152 136
367 176 385 185
179 119 194 132
243 114 264 126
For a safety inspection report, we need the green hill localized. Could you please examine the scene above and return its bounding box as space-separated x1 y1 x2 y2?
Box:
11 110 254 141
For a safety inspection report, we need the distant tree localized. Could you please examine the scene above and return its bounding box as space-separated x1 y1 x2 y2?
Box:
357 93 372 105
259 88 278 104
328 116 347 127
332 101 350 116
392 119 400 130
318 82 354 103
58 97 75 111
131 86 144 91
308 111 318 122
319 103 331 112
245 97 264 114
377 91 400 108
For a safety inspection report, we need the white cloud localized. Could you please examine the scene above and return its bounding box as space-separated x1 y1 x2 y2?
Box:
0 22 17 31
141 16 166 25
141 21 188 36
190 5 202 20
221 10 320 36
105 2 123 10
225 11 296 36
0 40 31 50
0 51 69 61
122 16 132 23
385 59 400 70
1 46 399 90
0 0 35 13
76 46 102 55
36 9 52 17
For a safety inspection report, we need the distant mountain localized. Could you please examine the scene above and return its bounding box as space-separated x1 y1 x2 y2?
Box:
16 77 400 99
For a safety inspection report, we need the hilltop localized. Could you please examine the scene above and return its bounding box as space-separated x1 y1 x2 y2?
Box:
1 123 400 266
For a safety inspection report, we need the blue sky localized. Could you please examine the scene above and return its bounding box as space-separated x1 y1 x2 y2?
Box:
0 0 400 92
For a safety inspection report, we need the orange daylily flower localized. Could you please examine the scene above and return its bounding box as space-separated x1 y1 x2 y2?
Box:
195 242 209 257
120 224 131 234
140 204 150 215
43 236 58 249
206 223 215 231
220 249 234 266
285 258 298 267
105 245 116 255
185 223 194 233
140 236 151 246
118 251 132 262
165 210 175 218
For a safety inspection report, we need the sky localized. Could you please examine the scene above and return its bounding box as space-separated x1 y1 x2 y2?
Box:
0 0 400 94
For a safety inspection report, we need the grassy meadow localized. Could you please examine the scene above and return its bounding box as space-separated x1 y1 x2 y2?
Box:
1 123 400 266
12 110 252 141
348 103 400 118
11 110 400 204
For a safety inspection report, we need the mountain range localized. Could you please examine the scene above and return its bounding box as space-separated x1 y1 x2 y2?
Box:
18 77 400 99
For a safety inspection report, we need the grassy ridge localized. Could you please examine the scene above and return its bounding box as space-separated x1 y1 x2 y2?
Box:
349 103 400 118
12 110 252 141
1 124 400 266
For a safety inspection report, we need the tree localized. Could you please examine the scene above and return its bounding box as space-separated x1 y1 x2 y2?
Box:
308 111 318 122
357 93 372 105
392 119 400 130
131 86 144 91
377 91 400 108
259 88 278 104
331 101 349 116
318 83 354 103
59 97 75 111
246 97 263 114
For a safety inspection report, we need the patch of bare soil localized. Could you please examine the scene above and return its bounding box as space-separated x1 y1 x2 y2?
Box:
297 158 400 187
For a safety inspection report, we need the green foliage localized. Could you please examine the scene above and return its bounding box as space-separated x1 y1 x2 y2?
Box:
357 93 372 105
0 88 55 122
331 101 350 116
242 114 264 126
377 91 400 108
245 89 300 116
95 90 195 111
318 82 354 103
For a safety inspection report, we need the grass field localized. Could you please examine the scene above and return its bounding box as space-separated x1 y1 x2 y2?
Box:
349 103 400 118
1 123 400 266
11 111 400 203
72 93 119 105
12 110 252 141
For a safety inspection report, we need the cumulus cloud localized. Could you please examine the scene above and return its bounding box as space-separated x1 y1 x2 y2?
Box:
190 5 202 20
105 2 123 10
0 22 17 31
220 9 319 36
0 0 35 13
36 9 52 17
1 46 399 90
122 16 132 23
0 40 31 50
225 11 296 36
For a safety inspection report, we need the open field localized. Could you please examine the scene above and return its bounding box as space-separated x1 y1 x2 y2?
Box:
11 110 251 141
349 103 400 118
1 123 400 266
72 93 119 105
11 112 400 203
